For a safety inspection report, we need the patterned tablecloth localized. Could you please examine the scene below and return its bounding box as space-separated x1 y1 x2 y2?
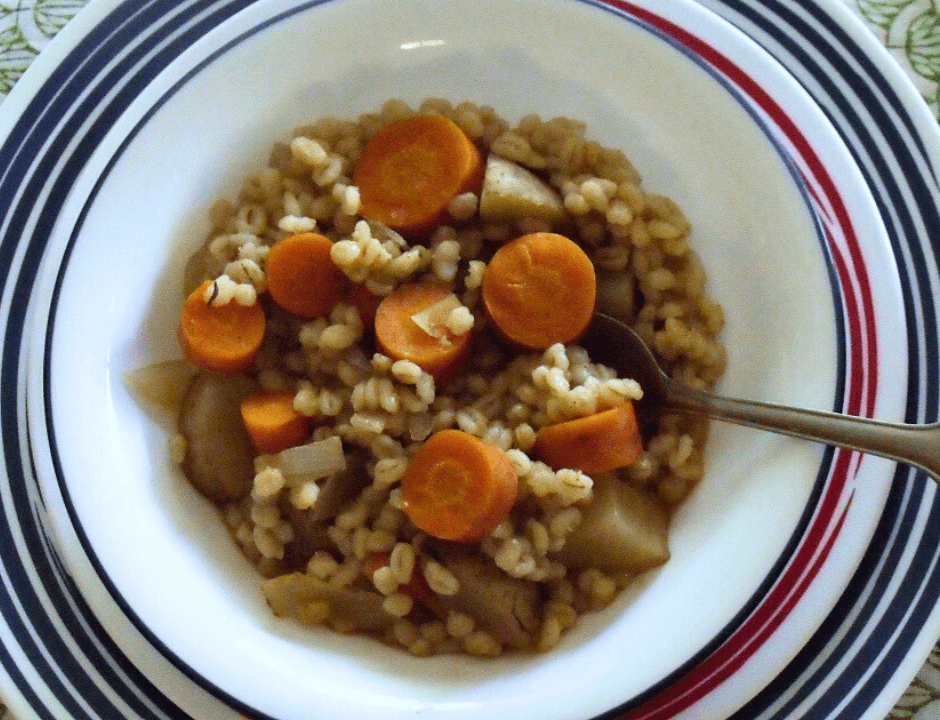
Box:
1 0 939 719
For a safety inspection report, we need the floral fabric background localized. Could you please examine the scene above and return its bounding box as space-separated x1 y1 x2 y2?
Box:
0 0 85 95
890 644 940 719
855 0 940 119
0 0 939 719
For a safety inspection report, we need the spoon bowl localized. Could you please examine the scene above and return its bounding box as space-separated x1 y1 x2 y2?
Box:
584 312 940 484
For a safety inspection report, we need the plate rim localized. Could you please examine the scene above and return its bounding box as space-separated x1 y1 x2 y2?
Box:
0 0 934 718
695 0 940 717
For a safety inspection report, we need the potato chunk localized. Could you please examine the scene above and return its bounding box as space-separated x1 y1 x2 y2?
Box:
124 359 196 414
595 270 636 323
182 239 226 297
433 545 539 649
479 156 564 224
178 371 257 502
556 475 669 574
263 572 393 632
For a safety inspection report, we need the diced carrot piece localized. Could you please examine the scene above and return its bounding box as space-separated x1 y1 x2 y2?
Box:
240 390 310 454
364 552 442 613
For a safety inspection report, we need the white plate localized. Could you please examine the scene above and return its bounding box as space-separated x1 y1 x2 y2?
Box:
0 0 933 719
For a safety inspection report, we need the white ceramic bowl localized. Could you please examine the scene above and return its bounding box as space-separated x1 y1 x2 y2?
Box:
24 0 902 718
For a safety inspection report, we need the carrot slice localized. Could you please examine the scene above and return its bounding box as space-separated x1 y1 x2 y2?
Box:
353 115 483 237
374 283 473 383
265 232 348 318
481 232 596 350
178 280 266 374
240 390 311 455
533 402 643 474
401 429 518 543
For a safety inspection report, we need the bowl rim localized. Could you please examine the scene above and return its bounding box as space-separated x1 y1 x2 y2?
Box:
14 0 900 718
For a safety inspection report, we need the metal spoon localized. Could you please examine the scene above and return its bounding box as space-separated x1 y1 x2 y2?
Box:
582 312 940 484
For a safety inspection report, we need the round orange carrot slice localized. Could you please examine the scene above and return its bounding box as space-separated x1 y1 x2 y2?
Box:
374 282 473 382
353 115 483 237
178 280 266 374
481 232 596 350
533 402 643 474
266 232 348 318
402 429 518 543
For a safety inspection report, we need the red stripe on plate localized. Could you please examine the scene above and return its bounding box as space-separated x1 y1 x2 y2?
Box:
622 490 854 720
594 0 879 716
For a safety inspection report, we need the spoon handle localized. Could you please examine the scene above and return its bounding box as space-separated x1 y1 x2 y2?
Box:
666 382 940 483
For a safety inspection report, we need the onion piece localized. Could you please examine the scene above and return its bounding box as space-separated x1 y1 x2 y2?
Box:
276 435 346 479
124 359 197 414
411 293 462 342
